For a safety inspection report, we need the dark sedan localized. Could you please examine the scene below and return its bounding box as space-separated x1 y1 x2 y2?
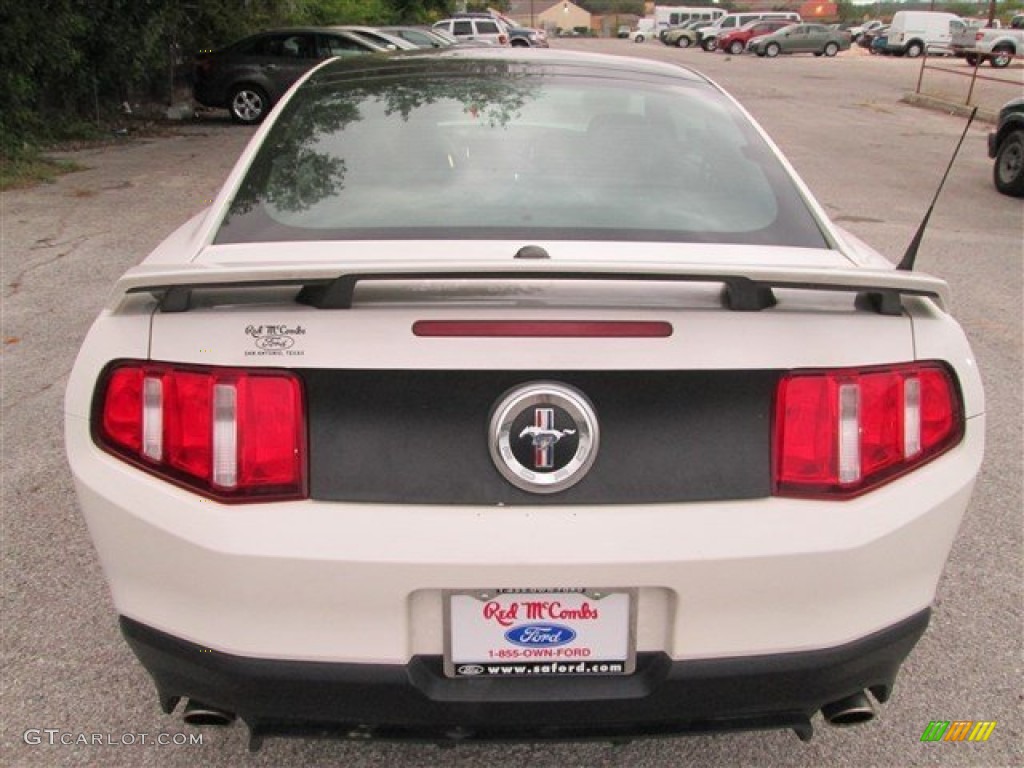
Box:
193 27 387 124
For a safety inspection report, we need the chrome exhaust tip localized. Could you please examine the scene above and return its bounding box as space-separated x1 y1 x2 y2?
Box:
182 699 236 726
822 691 876 726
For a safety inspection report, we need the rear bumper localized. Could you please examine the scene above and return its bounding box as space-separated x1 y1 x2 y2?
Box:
122 609 930 744
67 413 983 663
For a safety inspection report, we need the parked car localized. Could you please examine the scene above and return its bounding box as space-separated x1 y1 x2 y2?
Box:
68 47 984 749
192 27 387 124
701 11 802 51
663 20 714 48
433 16 510 46
870 30 891 55
440 11 546 48
377 26 458 49
749 23 851 57
989 97 1024 196
629 18 661 43
506 25 549 48
846 19 883 42
617 24 631 38
858 23 888 50
333 25 420 52
658 15 720 44
658 23 685 44
425 27 469 47
718 19 797 55
658 23 682 43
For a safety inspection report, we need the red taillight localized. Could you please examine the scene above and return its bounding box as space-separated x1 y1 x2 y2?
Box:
102 367 145 454
773 363 962 498
95 362 306 502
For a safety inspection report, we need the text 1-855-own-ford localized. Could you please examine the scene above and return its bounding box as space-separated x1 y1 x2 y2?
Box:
66 48 984 749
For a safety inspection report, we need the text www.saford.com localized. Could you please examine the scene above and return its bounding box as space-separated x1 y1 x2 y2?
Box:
481 661 625 676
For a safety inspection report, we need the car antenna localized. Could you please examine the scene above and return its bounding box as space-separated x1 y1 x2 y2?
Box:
897 107 978 271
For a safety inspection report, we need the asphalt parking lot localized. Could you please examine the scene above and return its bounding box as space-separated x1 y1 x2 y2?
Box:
1 39 1021 768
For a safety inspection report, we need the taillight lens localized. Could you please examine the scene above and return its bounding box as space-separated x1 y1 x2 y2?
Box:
95 362 306 502
773 362 963 498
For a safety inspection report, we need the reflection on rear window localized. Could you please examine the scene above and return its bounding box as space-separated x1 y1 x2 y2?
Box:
216 66 827 248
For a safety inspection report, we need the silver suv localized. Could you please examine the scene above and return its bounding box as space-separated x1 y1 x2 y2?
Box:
433 17 509 46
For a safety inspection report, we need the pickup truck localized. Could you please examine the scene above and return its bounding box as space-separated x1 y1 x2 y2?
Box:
950 19 998 59
966 15 1024 68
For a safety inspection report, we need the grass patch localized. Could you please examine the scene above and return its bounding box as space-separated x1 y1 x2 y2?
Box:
1 119 113 190
0 148 85 190
1 115 189 191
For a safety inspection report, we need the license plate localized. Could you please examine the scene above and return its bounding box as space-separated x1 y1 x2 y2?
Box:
444 588 636 678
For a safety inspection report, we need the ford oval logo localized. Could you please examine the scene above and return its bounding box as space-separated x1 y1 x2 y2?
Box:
504 624 577 648
255 335 295 350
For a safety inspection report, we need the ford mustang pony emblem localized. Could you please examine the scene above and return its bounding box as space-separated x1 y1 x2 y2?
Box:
518 425 577 445
519 417 577 470
489 382 599 494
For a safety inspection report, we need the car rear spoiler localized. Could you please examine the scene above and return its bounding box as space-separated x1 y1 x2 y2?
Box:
119 261 950 316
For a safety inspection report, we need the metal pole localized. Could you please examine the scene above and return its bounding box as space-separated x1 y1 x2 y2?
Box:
965 53 982 106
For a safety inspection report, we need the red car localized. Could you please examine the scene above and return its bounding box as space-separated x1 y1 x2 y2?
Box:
718 19 796 54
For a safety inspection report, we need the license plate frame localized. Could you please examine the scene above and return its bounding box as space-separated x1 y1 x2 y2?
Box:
443 588 637 678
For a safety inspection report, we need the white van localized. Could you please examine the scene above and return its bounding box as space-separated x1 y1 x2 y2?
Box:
700 12 801 50
657 5 726 28
884 11 962 57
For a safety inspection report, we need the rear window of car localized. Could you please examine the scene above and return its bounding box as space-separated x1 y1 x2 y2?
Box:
232 35 278 56
319 34 370 57
216 66 827 248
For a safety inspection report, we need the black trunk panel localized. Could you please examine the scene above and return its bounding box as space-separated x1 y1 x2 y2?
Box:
302 370 778 505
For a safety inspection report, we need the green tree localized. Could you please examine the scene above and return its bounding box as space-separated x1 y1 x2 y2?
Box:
0 0 88 148
579 0 645 15
2 0 456 153
286 0 397 26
